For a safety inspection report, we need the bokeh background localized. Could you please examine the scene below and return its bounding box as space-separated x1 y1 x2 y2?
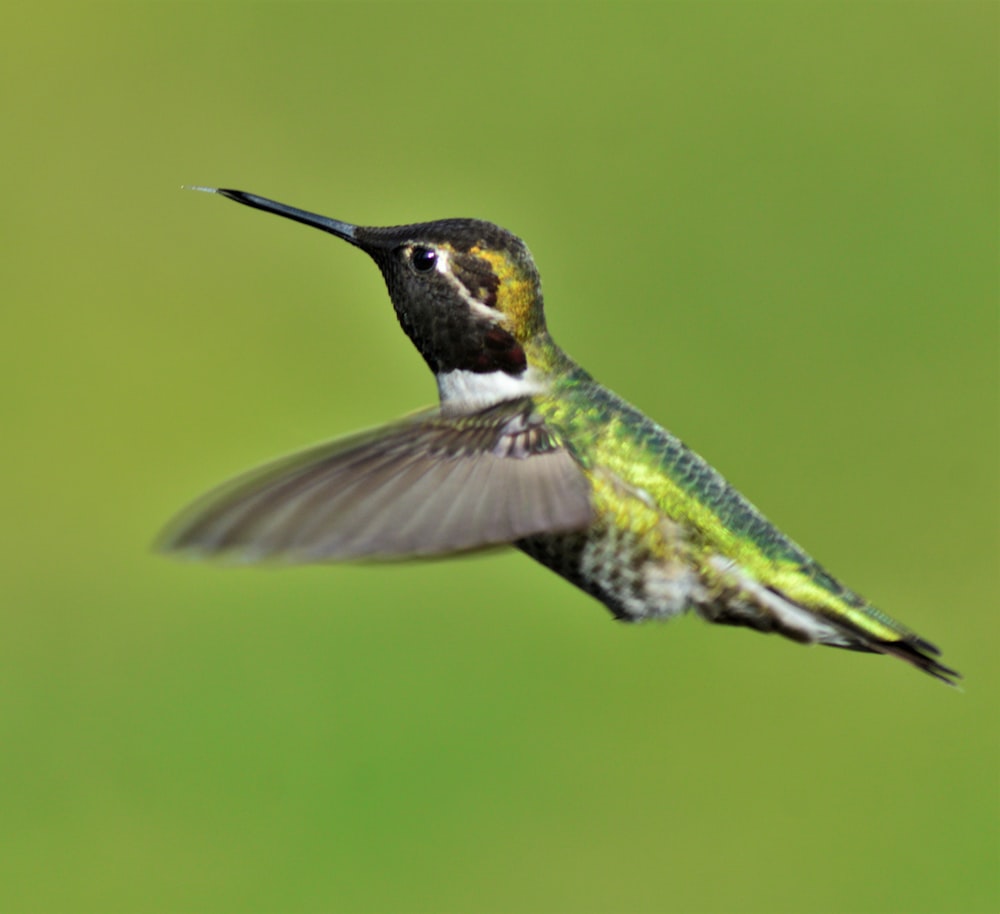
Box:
4 3 997 912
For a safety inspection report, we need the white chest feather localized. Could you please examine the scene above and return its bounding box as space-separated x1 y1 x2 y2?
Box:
436 368 547 410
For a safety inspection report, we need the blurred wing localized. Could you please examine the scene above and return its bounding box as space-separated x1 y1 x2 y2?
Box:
158 399 593 562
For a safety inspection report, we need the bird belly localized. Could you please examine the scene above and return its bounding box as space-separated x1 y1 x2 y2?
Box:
515 462 845 639
517 469 708 622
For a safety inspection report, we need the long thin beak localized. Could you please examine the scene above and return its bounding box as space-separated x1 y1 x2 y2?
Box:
189 186 359 244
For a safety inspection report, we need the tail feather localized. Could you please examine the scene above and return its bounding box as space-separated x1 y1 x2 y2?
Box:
873 635 962 687
703 557 961 686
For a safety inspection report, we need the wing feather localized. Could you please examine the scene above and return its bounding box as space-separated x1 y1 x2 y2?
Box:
159 399 593 562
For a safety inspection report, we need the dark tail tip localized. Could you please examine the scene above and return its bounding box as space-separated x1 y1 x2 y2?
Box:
885 637 962 688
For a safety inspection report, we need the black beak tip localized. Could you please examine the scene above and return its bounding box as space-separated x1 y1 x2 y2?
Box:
188 186 358 243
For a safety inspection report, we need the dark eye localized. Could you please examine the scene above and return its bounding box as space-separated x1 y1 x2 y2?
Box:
411 246 437 272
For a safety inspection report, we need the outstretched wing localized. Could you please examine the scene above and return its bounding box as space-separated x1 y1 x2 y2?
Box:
158 398 593 562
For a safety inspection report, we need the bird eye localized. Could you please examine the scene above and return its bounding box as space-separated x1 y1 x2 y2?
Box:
410 246 437 273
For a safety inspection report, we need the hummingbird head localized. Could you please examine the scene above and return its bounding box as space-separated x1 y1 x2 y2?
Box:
207 189 550 410
355 218 545 376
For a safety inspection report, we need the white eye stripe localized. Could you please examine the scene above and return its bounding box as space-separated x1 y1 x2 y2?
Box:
432 248 506 323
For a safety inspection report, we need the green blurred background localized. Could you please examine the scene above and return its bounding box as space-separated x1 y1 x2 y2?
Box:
3 3 997 912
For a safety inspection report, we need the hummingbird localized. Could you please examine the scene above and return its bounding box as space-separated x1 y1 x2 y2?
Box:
160 187 960 686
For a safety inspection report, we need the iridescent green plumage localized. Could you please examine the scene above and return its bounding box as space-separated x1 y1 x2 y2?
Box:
518 352 954 681
161 188 959 686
